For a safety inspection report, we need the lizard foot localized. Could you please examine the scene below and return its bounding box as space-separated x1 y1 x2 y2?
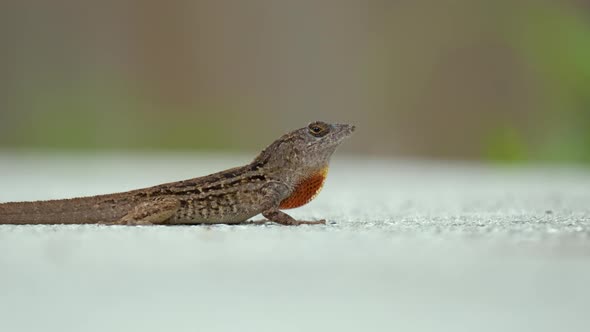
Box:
247 219 325 226
290 219 326 225
262 209 325 226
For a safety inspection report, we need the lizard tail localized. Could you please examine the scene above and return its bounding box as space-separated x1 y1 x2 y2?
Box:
0 200 115 224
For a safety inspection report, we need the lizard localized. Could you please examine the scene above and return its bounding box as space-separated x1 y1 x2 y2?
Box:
0 121 355 226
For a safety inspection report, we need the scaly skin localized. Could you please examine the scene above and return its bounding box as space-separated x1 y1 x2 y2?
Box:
0 121 355 226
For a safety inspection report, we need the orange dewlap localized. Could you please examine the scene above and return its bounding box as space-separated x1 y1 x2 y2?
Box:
279 167 329 210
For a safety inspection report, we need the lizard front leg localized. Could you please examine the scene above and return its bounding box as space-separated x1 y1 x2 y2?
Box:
260 183 326 226
109 197 180 225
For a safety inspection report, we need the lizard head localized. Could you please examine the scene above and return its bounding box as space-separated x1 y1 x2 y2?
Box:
253 121 355 180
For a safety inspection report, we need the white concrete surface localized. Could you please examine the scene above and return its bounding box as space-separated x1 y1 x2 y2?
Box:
1 152 590 332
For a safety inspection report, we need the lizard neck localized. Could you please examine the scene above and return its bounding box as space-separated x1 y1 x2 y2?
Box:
279 166 329 210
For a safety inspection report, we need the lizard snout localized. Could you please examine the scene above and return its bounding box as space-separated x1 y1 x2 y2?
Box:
337 123 356 137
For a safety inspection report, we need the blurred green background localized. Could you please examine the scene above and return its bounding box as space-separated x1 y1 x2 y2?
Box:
1 0 589 164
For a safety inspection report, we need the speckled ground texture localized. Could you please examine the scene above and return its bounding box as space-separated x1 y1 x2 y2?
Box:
1 152 589 332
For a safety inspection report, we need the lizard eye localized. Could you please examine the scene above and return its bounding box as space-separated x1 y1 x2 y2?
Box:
308 122 329 137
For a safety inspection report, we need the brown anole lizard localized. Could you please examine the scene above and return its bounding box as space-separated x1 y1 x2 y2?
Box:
0 121 355 226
